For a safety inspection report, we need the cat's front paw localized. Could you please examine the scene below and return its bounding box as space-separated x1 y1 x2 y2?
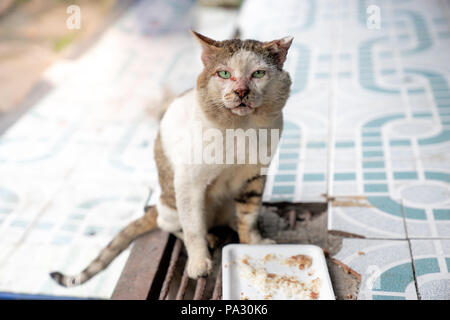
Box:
187 256 213 279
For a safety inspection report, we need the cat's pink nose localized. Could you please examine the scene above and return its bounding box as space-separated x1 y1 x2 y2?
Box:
234 88 249 98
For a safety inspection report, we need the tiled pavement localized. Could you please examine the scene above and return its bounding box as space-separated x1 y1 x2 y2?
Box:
241 0 449 298
0 0 449 299
241 0 450 300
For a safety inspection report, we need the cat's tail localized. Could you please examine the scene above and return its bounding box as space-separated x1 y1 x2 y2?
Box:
49 206 158 287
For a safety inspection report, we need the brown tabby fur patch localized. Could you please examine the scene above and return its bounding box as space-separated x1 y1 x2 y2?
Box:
154 131 176 209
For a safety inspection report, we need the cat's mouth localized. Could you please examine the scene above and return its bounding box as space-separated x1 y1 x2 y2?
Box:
231 102 255 116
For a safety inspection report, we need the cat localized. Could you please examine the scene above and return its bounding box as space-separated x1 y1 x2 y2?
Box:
50 31 293 287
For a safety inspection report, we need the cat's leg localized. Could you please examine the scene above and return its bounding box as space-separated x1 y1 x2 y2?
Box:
172 230 218 249
234 175 275 244
156 198 181 234
174 173 212 279
156 198 217 249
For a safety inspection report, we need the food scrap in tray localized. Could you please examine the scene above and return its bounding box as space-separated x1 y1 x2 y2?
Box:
283 254 312 270
237 254 321 300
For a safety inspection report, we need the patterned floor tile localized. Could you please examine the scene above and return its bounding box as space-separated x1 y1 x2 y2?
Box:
326 0 450 244
263 118 328 203
410 239 450 299
0 177 63 255
328 197 407 239
332 239 417 300
240 0 332 203
0 180 149 298
402 181 450 239
0 242 130 298
0 118 85 180
67 123 159 186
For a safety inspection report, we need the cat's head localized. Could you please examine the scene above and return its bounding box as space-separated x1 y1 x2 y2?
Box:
193 31 293 123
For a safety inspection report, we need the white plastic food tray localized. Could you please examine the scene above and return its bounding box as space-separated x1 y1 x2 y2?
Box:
222 244 335 300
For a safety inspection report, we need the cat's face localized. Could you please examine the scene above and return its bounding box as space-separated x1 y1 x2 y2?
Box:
194 32 293 121
210 49 276 116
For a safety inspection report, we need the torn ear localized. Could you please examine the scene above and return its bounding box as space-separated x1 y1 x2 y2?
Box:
191 30 222 66
262 36 294 68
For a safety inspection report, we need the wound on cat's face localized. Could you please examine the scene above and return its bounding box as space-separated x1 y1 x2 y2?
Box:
192 31 293 117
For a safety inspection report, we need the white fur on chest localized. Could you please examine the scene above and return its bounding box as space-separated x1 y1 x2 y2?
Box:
160 90 282 181
160 90 221 184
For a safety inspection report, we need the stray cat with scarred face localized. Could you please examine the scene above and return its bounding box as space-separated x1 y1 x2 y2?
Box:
50 31 293 286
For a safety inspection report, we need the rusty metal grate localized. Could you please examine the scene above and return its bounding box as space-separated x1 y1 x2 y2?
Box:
158 238 225 300
111 203 327 300
111 224 236 300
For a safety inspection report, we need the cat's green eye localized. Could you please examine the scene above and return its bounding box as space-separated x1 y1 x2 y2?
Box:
218 70 231 79
252 70 266 78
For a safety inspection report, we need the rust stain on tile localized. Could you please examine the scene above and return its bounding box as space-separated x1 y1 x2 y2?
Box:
323 194 372 207
329 257 362 282
328 230 366 239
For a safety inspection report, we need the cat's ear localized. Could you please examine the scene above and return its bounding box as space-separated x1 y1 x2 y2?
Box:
191 30 222 66
262 36 294 68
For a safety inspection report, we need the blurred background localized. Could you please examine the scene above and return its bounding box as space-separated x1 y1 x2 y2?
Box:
0 0 449 300
1 0 123 115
